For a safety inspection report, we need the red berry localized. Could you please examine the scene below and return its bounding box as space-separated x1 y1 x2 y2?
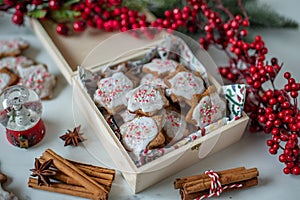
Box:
242 19 249 26
290 134 298 140
291 83 299 91
266 139 274 146
282 101 290 108
49 0 61 10
279 154 286 162
253 81 261 89
265 107 273 115
288 78 295 84
292 167 300 175
277 95 285 103
259 116 267 123
15 3 27 13
73 20 87 32
290 91 298 98
283 167 291 174
269 148 277 154
273 119 281 127
56 23 69 36
271 128 279 135
293 149 300 156
12 12 24 25
286 161 295 169
284 148 292 156
32 0 43 5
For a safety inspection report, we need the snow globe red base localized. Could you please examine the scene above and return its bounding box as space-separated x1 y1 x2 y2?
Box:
0 85 45 148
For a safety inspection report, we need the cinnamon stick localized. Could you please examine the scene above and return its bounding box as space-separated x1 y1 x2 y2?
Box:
53 171 112 191
180 177 258 200
67 159 115 176
28 178 96 199
42 149 108 199
174 167 246 189
39 157 115 180
184 168 258 194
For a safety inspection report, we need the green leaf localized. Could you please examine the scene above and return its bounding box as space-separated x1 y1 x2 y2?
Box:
244 2 298 28
27 9 47 19
0 0 3 5
51 10 81 22
63 0 80 7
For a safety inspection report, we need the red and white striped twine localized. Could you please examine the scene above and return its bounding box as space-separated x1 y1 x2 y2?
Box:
194 170 243 200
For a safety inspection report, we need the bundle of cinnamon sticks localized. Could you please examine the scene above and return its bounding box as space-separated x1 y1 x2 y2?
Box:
28 149 115 200
174 167 259 200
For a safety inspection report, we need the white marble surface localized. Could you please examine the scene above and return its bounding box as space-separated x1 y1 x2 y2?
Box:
0 1 300 200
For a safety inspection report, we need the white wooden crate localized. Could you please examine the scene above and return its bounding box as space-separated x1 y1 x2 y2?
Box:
31 20 249 193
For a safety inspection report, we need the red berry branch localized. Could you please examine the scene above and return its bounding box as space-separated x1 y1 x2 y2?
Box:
1 0 299 175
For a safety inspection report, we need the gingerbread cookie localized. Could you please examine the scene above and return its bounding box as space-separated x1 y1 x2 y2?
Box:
140 73 167 88
165 65 205 106
0 56 34 74
126 84 169 116
162 109 189 145
17 64 56 100
186 86 227 128
120 115 165 155
0 38 29 58
93 72 134 114
0 68 19 92
142 58 178 78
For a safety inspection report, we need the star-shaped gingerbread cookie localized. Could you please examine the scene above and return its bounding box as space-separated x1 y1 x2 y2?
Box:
186 86 227 128
164 65 206 106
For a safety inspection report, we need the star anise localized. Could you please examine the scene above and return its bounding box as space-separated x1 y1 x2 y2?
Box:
30 158 56 186
59 125 84 146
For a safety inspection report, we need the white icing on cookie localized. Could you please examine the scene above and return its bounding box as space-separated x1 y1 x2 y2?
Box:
0 73 11 91
167 71 205 100
93 72 133 111
0 56 33 74
126 84 165 114
0 39 28 56
143 58 178 76
120 116 158 154
119 110 136 122
140 73 167 88
192 94 226 128
164 110 187 140
17 64 56 99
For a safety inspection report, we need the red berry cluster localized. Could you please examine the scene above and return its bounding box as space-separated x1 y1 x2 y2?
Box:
150 5 198 33
3 0 51 25
188 0 300 174
57 0 148 35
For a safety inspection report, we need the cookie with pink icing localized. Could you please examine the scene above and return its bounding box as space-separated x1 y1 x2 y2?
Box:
162 109 189 145
126 84 169 116
0 38 29 58
0 56 34 74
0 68 19 93
120 115 165 156
164 65 205 106
186 86 227 128
94 72 134 114
142 58 179 78
140 73 167 88
17 64 56 100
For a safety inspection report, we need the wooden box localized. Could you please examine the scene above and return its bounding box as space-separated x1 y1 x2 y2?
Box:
30 20 249 193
